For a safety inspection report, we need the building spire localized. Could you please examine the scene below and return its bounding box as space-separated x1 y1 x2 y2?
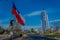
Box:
43 8 45 10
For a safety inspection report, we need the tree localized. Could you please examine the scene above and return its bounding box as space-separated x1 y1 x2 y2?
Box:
15 26 21 31
53 21 59 33
31 28 34 32
0 26 3 34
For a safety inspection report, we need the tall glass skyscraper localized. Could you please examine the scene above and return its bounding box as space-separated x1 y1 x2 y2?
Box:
41 9 49 33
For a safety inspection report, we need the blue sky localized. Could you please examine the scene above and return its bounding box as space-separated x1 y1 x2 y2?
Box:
0 0 60 29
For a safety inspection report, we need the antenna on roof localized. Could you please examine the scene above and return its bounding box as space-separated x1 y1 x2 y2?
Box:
43 8 45 10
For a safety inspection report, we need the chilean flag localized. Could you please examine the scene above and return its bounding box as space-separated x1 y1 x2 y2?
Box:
12 3 25 26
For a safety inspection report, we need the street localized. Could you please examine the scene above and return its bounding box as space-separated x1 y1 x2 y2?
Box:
0 34 57 40
13 34 57 40
25 34 57 40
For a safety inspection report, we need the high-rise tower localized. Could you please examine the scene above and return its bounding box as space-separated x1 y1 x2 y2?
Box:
41 9 49 33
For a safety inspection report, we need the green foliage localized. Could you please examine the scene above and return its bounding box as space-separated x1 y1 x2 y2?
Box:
44 34 60 38
15 26 19 31
0 26 3 34
30 28 37 34
0 29 3 34
16 31 23 37
5 29 9 32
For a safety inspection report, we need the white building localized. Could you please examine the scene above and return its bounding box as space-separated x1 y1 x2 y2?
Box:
41 9 49 33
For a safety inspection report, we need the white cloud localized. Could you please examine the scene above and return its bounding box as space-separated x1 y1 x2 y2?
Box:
22 25 42 30
1 24 9 29
49 19 60 23
24 11 41 17
0 18 11 29
0 17 11 24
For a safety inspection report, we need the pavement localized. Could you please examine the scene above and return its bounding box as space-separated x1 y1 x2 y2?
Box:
13 34 57 40
25 34 57 40
0 34 58 40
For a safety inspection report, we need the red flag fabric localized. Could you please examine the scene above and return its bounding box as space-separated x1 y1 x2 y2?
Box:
12 3 24 26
